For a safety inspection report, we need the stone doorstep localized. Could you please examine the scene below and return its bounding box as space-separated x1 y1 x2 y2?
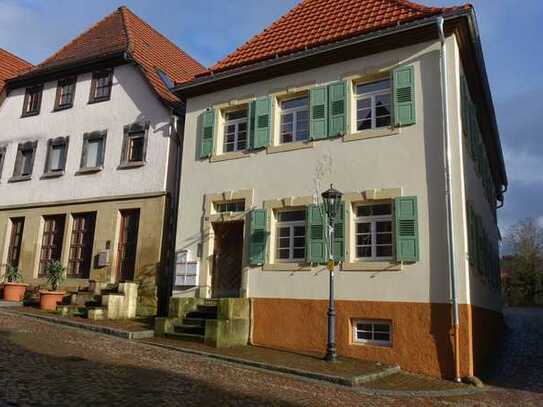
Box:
0 309 154 340
139 339 400 387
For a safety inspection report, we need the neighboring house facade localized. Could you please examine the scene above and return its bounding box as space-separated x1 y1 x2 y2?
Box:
0 7 204 314
172 0 507 379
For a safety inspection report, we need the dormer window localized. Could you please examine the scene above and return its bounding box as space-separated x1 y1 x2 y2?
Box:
89 70 113 103
54 77 76 110
157 69 174 89
21 85 43 117
223 110 248 153
280 96 309 144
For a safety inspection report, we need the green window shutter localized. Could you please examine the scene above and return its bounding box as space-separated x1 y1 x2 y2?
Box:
328 81 346 137
248 209 268 266
248 100 256 149
199 110 215 159
310 86 328 140
306 205 327 264
333 202 345 262
394 196 419 262
393 65 416 127
252 96 271 149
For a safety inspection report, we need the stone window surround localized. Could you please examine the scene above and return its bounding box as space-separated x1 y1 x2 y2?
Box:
77 130 107 175
118 121 150 169
42 136 70 179
205 63 404 161
9 140 38 183
198 189 254 299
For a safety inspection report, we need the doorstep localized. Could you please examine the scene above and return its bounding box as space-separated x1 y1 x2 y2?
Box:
0 306 154 340
0 300 23 308
141 336 399 387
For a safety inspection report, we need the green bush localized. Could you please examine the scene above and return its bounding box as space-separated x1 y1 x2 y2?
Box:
45 261 65 291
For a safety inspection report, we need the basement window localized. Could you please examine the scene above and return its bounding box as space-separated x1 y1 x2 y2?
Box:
352 320 392 347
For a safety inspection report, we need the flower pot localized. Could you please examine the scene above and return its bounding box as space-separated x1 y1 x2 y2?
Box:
39 290 66 311
3 282 28 302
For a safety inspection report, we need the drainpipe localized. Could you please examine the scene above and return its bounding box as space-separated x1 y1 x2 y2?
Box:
437 16 462 383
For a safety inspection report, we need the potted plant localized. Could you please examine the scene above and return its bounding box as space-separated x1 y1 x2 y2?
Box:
39 260 66 311
2 264 28 302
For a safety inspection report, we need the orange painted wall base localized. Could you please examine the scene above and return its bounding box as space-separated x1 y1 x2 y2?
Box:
250 298 503 379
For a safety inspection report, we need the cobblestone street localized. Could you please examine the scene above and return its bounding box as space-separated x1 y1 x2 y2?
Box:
0 308 542 406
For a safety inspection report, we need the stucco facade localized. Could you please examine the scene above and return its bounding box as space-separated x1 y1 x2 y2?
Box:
174 34 503 378
0 63 179 314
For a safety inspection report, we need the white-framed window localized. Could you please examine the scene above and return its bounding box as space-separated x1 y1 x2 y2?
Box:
355 203 393 260
215 200 245 213
276 209 306 262
353 320 392 347
355 78 392 131
223 109 248 153
280 96 309 144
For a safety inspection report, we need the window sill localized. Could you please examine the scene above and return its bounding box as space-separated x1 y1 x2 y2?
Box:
75 167 103 176
41 171 65 179
20 111 40 118
341 261 401 272
343 127 399 142
210 151 251 162
267 140 314 154
263 263 313 272
8 175 31 183
88 96 111 105
53 104 73 112
117 162 145 170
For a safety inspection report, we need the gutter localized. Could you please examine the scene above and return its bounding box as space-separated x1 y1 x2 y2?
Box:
437 16 462 384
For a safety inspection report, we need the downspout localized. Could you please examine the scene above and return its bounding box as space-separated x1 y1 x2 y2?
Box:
437 16 462 383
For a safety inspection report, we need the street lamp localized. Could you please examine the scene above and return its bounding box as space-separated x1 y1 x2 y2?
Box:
321 184 343 362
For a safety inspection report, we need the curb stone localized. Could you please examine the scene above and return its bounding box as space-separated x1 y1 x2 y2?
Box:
0 308 154 339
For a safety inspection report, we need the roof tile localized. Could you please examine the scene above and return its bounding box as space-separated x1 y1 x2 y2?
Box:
0 48 32 95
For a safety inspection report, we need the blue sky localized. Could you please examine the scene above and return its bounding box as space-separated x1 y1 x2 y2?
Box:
1 0 542 234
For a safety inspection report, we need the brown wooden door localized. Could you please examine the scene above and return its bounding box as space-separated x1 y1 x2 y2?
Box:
212 221 244 298
67 213 96 278
39 215 66 276
7 217 25 268
117 209 140 281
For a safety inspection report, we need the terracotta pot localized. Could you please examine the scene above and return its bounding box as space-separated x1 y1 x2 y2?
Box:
39 290 66 311
3 282 28 302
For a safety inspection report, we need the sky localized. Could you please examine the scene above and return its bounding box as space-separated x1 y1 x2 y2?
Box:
1 0 542 235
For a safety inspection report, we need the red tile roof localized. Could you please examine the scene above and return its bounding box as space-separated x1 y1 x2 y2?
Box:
27 6 205 107
0 48 32 95
207 0 469 74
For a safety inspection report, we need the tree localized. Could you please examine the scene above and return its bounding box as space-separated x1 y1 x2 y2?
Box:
503 218 543 306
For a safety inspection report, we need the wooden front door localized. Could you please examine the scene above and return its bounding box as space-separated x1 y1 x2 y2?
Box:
39 215 66 276
67 212 96 278
117 209 140 282
7 217 25 268
212 221 244 298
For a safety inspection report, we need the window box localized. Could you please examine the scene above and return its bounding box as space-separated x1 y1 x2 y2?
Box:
352 320 392 347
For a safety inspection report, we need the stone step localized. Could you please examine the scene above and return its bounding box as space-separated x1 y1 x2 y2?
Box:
186 310 217 320
173 323 205 336
165 332 204 343
71 292 100 306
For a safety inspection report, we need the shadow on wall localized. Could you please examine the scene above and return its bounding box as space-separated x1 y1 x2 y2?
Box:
0 329 299 406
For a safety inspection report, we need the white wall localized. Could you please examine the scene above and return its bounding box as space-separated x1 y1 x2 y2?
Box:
0 64 173 205
176 40 467 305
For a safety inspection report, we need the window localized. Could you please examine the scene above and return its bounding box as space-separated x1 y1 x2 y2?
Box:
280 96 309 143
39 215 66 276
157 69 174 89
353 320 392 347
68 212 96 278
7 218 25 268
355 203 393 260
11 141 37 181
120 122 149 167
355 79 392 131
80 131 106 172
215 200 245 213
276 210 306 262
54 77 76 110
89 70 113 103
223 110 248 153
21 85 43 117
44 137 69 177
0 146 6 180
